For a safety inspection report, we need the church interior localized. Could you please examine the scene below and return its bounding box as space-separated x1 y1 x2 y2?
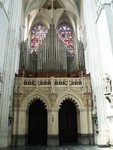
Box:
0 0 113 148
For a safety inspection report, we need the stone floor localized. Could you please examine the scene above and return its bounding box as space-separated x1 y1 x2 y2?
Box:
0 146 112 150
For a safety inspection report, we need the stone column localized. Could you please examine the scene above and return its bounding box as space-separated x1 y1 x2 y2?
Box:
83 0 109 146
12 108 26 146
107 116 113 145
47 109 59 146
80 108 93 145
0 0 23 147
95 0 113 146
0 0 13 147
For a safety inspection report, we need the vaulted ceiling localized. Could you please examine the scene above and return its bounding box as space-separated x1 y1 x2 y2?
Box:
24 0 80 34
24 0 79 16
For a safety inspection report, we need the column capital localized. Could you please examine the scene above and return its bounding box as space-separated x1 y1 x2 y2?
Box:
47 108 59 112
14 108 26 112
80 107 92 112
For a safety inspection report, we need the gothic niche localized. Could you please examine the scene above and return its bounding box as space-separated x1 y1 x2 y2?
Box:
103 73 112 103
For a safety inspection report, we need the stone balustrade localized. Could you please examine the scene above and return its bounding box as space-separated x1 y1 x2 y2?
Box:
18 77 91 87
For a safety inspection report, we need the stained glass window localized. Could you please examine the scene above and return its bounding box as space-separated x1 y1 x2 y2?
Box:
30 24 47 49
58 24 74 49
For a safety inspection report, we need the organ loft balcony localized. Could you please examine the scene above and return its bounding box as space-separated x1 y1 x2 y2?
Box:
13 76 92 109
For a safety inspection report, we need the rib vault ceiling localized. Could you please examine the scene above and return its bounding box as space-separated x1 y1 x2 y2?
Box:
24 0 80 34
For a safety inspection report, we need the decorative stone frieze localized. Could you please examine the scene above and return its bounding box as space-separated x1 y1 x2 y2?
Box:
13 76 92 116
13 77 92 108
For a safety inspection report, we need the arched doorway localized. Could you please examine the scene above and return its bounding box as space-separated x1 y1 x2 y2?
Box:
28 99 47 145
59 100 78 145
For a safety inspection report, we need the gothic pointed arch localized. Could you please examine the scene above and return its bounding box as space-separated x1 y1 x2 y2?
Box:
21 90 51 111
56 90 84 110
30 10 50 32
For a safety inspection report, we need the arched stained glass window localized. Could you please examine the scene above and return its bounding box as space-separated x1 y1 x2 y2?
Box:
57 24 73 49
31 24 47 49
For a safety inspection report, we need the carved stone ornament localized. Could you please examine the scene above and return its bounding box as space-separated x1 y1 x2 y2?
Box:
103 73 112 95
49 92 57 108
50 92 57 100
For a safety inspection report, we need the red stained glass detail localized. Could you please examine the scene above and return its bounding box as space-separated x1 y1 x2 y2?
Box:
58 24 74 49
30 24 47 49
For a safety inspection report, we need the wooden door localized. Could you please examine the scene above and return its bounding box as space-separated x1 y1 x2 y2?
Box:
59 100 78 145
28 100 47 145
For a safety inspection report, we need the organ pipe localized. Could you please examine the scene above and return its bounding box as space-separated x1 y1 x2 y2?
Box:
27 24 68 74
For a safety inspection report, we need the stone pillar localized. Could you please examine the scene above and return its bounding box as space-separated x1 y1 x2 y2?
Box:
83 0 109 146
80 108 94 145
12 108 26 146
96 1 113 87
47 109 59 146
0 0 13 148
0 0 23 147
107 116 113 146
95 0 113 146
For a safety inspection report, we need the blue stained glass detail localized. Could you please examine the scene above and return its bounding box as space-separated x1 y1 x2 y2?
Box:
30 24 47 49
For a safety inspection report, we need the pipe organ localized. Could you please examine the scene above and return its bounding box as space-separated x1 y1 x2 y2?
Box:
18 0 86 78
27 24 68 75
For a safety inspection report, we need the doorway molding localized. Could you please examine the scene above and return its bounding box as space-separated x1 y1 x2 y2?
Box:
21 90 51 111
56 90 84 110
